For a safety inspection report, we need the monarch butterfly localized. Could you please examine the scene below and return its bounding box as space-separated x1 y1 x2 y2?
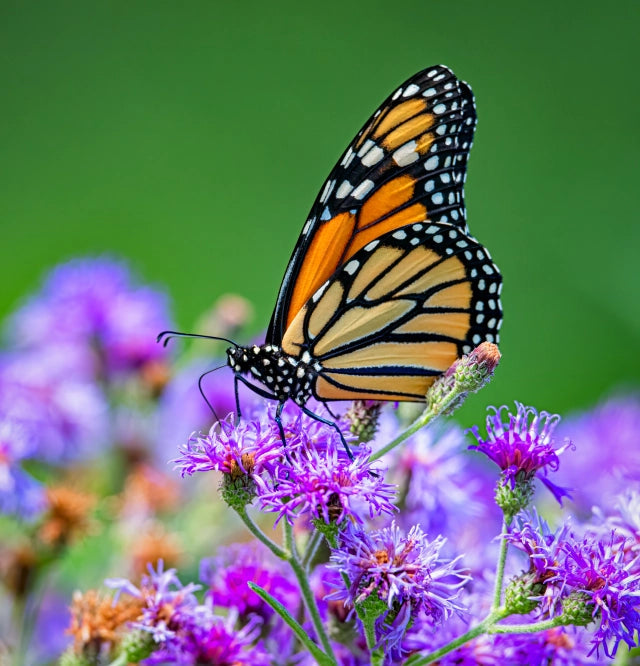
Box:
161 65 502 452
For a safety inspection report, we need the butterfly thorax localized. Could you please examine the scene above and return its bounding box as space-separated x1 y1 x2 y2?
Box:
227 344 319 405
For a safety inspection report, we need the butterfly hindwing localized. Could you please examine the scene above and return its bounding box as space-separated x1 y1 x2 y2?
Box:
280 220 502 402
267 65 478 345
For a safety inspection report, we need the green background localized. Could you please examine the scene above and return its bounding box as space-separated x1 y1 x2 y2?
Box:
2 0 639 420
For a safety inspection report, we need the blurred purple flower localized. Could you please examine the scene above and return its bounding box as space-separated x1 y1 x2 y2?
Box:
154 359 238 463
106 560 201 643
200 543 299 659
9 257 173 376
200 542 299 621
395 424 501 559
0 346 108 470
152 611 271 666
256 436 395 526
106 561 271 665
468 403 572 505
554 395 640 515
0 434 45 518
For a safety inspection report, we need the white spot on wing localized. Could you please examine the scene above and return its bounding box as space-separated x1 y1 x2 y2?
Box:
344 260 359 275
351 179 375 200
319 179 335 204
425 156 439 171
336 180 354 199
341 147 355 168
393 141 419 166
402 83 420 97
361 145 384 167
357 139 375 158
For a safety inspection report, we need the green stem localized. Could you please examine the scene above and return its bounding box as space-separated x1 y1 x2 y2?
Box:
489 616 567 634
301 529 323 571
234 505 288 560
284 522 338 665
369 406 437 462
405 609 509 666
492 520 509 610
107 653 129 666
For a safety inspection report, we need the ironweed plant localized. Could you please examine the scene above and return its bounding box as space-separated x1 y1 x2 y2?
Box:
0 257 638 665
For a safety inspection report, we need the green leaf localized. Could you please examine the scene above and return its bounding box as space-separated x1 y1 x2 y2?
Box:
248 583 336 666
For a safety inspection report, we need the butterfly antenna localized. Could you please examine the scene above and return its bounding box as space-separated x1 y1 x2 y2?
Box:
157 330 239 349
198 363 228 421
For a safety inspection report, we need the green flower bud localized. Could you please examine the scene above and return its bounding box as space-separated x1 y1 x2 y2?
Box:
561 591 594 627
504 574 543 615
121 628 156 661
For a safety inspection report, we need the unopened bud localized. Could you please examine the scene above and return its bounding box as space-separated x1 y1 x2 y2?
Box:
59 649 91 666
346 400 382 443
495 476 535 523
426 342 501 415
561 591 594 627
122 628 156 661
504 574 542 614
221 473 256 510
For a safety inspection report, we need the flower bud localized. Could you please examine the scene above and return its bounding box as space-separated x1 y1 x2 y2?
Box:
121 628 156 661
495 476 535 523
426 343 501 415
59 649 91 666
504 573 542 614
560 591 594 627
346 400 382 443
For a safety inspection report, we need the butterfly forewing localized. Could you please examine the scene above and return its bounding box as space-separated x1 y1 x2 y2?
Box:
267 65 479 345
280 220 502 402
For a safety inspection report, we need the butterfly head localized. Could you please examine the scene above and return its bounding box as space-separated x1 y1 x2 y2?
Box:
227 344 318 405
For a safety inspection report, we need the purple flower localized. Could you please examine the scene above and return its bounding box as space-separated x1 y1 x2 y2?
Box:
506 511 573 615
173 414 285 479
255 435 396 526
9 257 173 377
468 402 572 505
0 436 45 518
105 560 201 643
600 491 640 561
200 543 299 622
508 511 570 571
554 395 640 515
145 611 272 666
394 424 501 563
0 346 108 465
329 522 468 657
554 533 640 658
106 561 272 665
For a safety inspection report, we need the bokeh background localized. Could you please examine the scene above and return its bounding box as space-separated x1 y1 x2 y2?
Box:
2 0 639 422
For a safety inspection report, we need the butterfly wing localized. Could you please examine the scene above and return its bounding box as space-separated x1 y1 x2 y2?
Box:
267 65 478 345
281 220 502 401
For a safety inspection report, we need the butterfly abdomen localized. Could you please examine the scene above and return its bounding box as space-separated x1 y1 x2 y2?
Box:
227 344 319 405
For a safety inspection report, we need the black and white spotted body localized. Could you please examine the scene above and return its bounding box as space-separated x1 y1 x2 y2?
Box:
227 344 318 406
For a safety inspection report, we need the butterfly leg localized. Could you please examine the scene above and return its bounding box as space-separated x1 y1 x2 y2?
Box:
300 406 354 461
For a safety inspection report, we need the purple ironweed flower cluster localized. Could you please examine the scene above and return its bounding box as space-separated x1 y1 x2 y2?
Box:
328 522 468 660
553 395 640 515
175 404 397 526
0 258 177 519
105 561 273 665
2 256 639 665
507 511 640 658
